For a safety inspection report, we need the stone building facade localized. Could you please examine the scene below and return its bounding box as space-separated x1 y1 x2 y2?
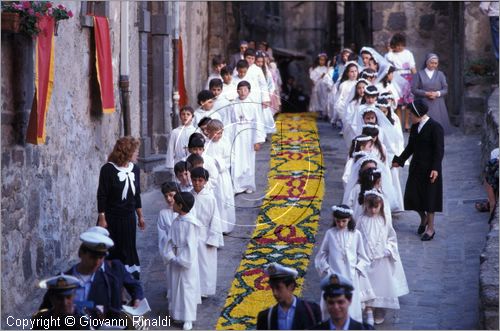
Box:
1 0 216 321
1 0 497 323
1 1 141 319
370 1 496 133
235 1 496 132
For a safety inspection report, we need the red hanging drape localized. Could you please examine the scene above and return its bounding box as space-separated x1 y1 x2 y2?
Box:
93 16 115 113
27 16 55 145
178 36 188 108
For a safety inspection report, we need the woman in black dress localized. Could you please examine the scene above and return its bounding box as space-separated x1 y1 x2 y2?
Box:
97 136 145 279
392 100 444 241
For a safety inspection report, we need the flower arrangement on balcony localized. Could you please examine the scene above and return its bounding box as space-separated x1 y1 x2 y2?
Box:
1 1 73 36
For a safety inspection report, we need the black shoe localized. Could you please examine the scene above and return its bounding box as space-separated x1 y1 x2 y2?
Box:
421 232 435 241
417 225 426 235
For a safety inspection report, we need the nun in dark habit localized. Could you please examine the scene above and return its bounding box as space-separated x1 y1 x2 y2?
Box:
392 99 444 241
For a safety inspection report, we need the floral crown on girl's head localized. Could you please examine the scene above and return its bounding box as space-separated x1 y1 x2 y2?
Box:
355 135 373 142
331 205 353 215
357 155 379 166
361 107 378 116
363 189 384 199
356 78 371 86
362 123 379 129
378 93 394 101
364 85 379 96
352 151 369 158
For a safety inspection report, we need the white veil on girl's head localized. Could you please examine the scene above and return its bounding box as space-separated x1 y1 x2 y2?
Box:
342 152 398 211
360 46 405 97
352 105 403 157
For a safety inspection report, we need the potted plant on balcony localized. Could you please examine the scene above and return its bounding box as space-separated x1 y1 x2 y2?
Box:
1 1 73 37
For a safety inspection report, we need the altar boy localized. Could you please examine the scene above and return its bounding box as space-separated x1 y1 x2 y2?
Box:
162 192 201 331
230 80 266 194
190 167 223 298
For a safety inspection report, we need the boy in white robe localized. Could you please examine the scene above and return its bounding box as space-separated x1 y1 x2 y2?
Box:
229 80 267 194
236 49 271 108
190 167 224 297
174 161 193 192
193 90 222 128
166 106 196 175
220 67 237 101
157 181 179 303
232 59 267 132
209 78 233 128
204 55 225 89
186 133 219 192
162 192 201 330
205 119 236 233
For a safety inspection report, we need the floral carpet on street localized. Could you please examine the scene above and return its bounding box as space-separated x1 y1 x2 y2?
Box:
216 112 325 329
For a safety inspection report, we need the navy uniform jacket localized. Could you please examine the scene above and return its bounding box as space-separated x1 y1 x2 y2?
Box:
256 298 321 330
39 259 144 315
312 318 375 330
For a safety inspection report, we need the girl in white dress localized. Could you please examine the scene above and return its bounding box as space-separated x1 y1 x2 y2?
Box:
343 79 370 148
309 53 329 115
255 51 276 134
360 68 377 85
361 124 404 212
376 66 400 104
342 135 373 188
357 190 409 325
346 167 381 219
343 154 398 212
315 205 375 322
333 61 360 129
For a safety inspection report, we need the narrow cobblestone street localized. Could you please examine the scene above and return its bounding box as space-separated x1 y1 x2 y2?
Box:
137 118 490 330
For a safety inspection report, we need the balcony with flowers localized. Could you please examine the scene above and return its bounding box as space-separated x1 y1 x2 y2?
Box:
1 1 73 36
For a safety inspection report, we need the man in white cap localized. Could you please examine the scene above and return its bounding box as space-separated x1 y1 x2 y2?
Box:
256 263 321 330
312 273 374 330
39 227 144 318
32 274 91 329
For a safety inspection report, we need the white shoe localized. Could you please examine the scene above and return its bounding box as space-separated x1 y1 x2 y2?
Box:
183 321 193 330
365 310 374 326
245 189 254 194
374 308 385 324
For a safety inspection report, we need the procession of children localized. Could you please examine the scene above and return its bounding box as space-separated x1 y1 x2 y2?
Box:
157 41 281 330
156 33 450 329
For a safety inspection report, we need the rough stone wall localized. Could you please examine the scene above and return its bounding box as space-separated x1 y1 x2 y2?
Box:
464 2 496 62
371 2 454 81
479 205 499 330
372 2 496 132
280 2 331 92
481 88 499 168
179 1 209 108
478 89 499 330
372 1 460 91
463 2 498 133
207 2 238 74
1 1 140 319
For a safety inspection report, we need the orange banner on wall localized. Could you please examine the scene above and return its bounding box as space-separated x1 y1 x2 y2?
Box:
27 16 55 145
93 16 115 113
